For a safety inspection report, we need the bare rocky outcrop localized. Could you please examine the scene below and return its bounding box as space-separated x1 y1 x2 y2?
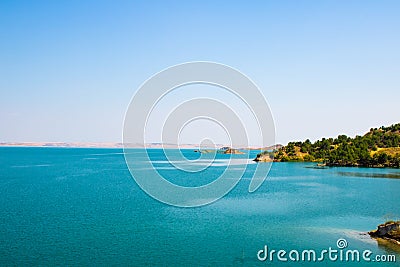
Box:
197 147 245 154
369 221 400 246
253 152 273 162
223 148 245 155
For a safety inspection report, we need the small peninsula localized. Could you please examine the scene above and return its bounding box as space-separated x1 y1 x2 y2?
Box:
255 123 400 168
369 221 400 248
196 147 245 155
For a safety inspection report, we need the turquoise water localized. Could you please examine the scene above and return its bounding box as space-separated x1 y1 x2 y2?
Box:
0 147 399 266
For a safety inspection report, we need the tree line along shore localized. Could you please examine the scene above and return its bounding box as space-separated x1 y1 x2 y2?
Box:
255 123 400 168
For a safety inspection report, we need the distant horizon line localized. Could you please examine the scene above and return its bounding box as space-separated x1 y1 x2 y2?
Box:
0 142 282 150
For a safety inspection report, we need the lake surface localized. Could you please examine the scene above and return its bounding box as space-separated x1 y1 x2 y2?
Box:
0 147 399 266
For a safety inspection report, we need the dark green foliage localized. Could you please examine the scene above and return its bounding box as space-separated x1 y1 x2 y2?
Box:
273 123 400 168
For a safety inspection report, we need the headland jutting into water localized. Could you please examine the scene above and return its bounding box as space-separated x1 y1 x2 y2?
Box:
254 123 400 168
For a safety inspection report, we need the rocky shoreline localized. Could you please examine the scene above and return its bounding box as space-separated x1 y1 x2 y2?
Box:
369 221 400 248
253 151 274 162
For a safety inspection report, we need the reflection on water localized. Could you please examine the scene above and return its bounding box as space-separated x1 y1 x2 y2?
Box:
337 171 400 179
375 238 400 254
305 166 329 169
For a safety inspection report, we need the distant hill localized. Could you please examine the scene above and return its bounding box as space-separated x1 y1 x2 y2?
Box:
255 123 400 168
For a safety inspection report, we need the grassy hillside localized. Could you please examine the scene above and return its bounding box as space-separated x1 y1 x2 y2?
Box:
257 123 400 168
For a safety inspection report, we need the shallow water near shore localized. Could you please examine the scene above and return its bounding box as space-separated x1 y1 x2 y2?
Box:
0 147 399 266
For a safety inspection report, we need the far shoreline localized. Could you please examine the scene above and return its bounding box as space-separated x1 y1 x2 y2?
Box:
0 142 277 150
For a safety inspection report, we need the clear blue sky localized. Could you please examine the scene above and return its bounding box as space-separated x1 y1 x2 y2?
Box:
1 0 399 145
